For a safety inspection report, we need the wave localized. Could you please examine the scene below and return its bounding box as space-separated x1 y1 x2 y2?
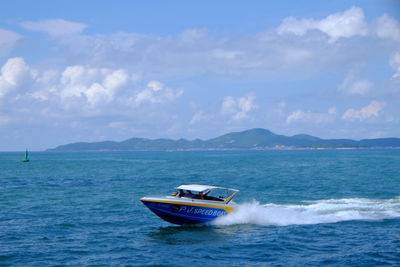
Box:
213 197 400 226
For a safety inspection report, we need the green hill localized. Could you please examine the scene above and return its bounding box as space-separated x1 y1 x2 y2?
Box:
47 128 400 151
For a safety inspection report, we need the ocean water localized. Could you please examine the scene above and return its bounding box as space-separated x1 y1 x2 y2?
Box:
0 150 399 266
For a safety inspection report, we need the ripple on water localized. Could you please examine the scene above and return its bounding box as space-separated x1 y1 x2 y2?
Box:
1 150 400 266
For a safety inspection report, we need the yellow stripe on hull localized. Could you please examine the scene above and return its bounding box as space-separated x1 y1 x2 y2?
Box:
141 199 236 213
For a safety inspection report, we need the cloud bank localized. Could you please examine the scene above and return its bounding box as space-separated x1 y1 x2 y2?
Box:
0 6 399 149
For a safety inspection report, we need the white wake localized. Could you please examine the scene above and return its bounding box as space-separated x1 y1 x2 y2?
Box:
213 197 400 226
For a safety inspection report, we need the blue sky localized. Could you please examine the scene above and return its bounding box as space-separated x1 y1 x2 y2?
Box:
0 0 399 150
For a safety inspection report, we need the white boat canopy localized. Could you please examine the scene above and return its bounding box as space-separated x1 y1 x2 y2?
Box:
177 184 239 193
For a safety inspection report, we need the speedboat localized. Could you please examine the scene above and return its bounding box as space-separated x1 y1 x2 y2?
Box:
140 184 239 225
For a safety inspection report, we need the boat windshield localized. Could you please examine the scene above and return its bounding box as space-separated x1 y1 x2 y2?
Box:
173 187 238 203
204 188 234 201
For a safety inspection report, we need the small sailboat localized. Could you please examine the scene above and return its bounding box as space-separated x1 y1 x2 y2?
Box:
22 149 30 162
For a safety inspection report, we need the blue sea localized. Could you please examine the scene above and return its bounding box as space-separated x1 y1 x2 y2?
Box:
1 150 399 266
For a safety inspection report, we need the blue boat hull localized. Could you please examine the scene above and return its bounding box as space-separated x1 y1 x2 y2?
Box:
141 200 228 225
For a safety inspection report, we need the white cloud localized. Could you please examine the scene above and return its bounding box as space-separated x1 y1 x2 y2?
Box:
103 69 129 91
0 57 31 98
277 17 313 37
286 107 337 124
0 29 22 56
11 7 399 85
0 57 30 86
342 101 385 121
147 80 163 92
57 66 129 106
21 19 87 37
373 14 400 42
0 57 184 126
339 72 373 95
277 6 368 42
60 65 88 91
180 28 207 43
390 52 400 78
133 80 183 105
190 110 209 125
56 66 123 107
85 83 110 106
221 94 257 121
15 7 397 82
221 96 236 114
348 80 373 95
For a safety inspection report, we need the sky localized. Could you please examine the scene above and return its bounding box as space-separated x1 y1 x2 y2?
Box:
0 0 400 150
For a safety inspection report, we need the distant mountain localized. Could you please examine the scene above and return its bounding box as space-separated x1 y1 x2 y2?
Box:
47 128 400 151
